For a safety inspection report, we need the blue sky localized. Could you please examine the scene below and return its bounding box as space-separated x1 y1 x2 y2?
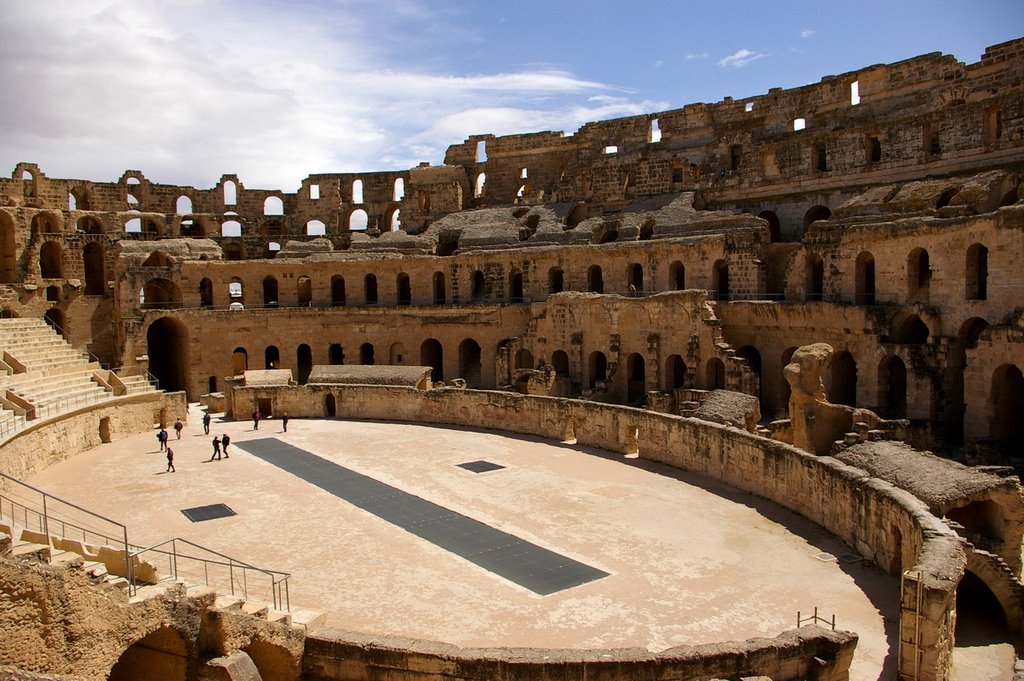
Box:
1 1 1021 191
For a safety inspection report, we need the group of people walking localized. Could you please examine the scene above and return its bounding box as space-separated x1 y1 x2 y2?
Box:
158 408 291 472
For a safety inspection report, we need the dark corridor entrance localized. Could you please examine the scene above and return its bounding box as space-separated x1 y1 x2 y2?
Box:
146 317 189 395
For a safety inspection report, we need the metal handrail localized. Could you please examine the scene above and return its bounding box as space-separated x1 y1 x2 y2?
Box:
129 537 290 610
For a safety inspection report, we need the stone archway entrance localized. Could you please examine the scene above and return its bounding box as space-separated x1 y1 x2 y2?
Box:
108 625 188 681
146 317 190 396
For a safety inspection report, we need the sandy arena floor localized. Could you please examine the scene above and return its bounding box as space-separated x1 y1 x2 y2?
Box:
28 405 900 680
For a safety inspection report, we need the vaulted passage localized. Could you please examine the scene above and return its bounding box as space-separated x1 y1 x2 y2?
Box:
146 317 189 395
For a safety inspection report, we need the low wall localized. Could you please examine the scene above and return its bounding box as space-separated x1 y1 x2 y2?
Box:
233 385 968 681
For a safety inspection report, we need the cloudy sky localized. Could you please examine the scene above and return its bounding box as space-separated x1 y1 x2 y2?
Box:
1 1 1021 191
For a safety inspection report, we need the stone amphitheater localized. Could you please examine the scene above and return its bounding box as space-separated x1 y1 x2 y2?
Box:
1 37 1023 681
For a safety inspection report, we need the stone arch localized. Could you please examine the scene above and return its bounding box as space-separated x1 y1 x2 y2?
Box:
706 357 725 389
893 315 929 344
349 209 368 231
77 215 104 234
515 348 534 370
328 343 344 365
325 393 337 417
143 278 181 309
548 267 564 294
179 218 204 237
330 275 346 306
588 350 608 388
587 265 604 293
108 625 189 681
242 639 300 681
39 240 63 278
0 211 16 283
828 350 857 407
147 317 190 395
878 355 907 418
565 203 587 228
364 273 378 305
263 196 285 216
397 272 412 306
142 251 173 268
803 205 831 231
420 339 443 381
806 252 824 300
265 345 280 369
297 276 312 306
393 178 405 202
669 261 685 290
626 353 646 405
593 223 619 244
966 243 988 301
637 218 655 241
360 342 375 365
665 354 687 390
83 242 105 295
508 269 524 302
459 339 482 387
758 210 781 242
627 263 643 293
305 219 326 236
297 344 312 384
32 212 61 235
736 345 762 402
907 247 932 302
713 259 729 301
954 569 1015 649
551 350 570 377
855 251 875 304
944 317 989 445
199 278 213 307
991 364 1024 449
232 347 248 375
474 173 486 198
389 342 407 364
70 185 91 211
432 271 446 304
471 270 486 302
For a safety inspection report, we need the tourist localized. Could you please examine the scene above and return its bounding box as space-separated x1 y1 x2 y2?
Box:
222 433 230 458
173 418 183 439
252 409 260 430
156 427 168 451
209 436 221 461
165 447 175 472
282 412 289 433
202 412 211 434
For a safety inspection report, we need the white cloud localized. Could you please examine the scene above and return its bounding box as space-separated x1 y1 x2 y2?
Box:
718 49 769 69
800 29 816 38
0 1 651 191
685 52 710 61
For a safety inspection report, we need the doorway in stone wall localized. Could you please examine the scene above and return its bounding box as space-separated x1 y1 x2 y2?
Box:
147 316 190 396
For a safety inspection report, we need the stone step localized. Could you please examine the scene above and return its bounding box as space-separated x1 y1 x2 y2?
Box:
290 609 327 631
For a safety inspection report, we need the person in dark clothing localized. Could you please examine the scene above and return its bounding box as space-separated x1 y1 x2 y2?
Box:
221 433 230 458
157 428 168 451
166 447 175 472
252 410 260 430
209 436 222 461
173 418 183 439
282 412 289 433
202 412 211 434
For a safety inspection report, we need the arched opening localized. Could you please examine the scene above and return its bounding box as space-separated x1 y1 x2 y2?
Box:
199 278 213 307
305 219 326 236
77 215 104 234
221 220 242 237
297 276 312 306
713 260 730 301
991 364 1024 450
352 179 364 204
471 270 486 302
548 267 564 294
665 354 687 390
432 271 446 304
44 308 65 337
855 251 876 304
228 278 244 305
627 353 646 405
0 212 16 283
243 639 299 681
46 285 60 302
627 263 643 294
459 339 482 387
894 315 929 344
803 205 831 232
349 209 368 231
39 241 63 278
669 261 685 290
565 203 587 228
364 274 378 305
947 500 1006 545
32 213 60 235
828 350 858 407
588 351 608 389
83 242 105 295
758 210 781 242
232 347 248 375
515 348 534 370
944 317 989 445
551 350 570 377
474 173 486 198
179 219 204 237
509 270 524 302
393 178 405 201
360 343 375 365
878 355 907 418
331 275 346 306
263 276 279 306
389 209 401 232
223 179 237 206
587 265 604 293
264 346 280 369
954 571 1012 654
397 273 412 306
637 219 654 241
706 357 725 389
325 393 337 417
736 345 762 403
908 247 931 302
223 243 243 261
420 339 443 382
263 196 284 215
593 223 619 244
806 252 824 300
389 342 406 364
142 278 181 309
328 344 344 365
147 318 190 395
108 625 188 681
297 344 312 384
966 243 988 301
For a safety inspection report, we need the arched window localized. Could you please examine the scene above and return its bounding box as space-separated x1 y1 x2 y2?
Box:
474 173 486 198
908 248 931 301
297 344 312 384
264 345 280 369
83 242 105 295
77 216 104 234
39 241 63 278
807 253 824 301
331 275 346 306
349 209 368 231
509 270 524 303
551 350 569 376
669 261 685 290
471 270 486 302
894 315 929 344
420 339 443 381
803 205 831 232
706 357 725 389
297 276 312 306
263 196 284 215
176 195 192 214
627 353 646 404
549 267 564 294
432 271 446 304
142 278 181 309
223 180 237 206
390 209 401 231
966 243 988 301
329 344 345 365
305 219 326 236
124 216 142 233
588 351 608 388
587 265 603 293
364 273 378 305
515 348 534 370
665 354 687 390
263 276 279 306
627 263 643 294
360 342 375 365
878 356 907 418
855 252 875 304
352 179 364 204
713 260 730 301
397 273 411 306
228 278 244 303
199 278 213 307
0 212 17 283
232 347 248 375
828 350 857 407
758 210 781 242
393 178 405 201
992 364 1024 449
221 220 242 237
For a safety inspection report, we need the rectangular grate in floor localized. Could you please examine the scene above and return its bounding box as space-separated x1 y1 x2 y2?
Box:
457 460 505 474
181 503 237 523
239 438 608 595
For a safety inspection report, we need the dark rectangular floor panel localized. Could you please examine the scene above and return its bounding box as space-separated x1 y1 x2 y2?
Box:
181 503 237 523
238 438 608 595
